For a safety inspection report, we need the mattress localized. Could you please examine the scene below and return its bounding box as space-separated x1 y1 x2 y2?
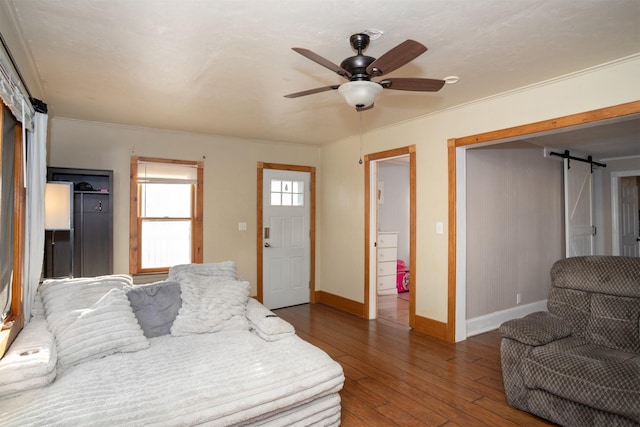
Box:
0 330 344 426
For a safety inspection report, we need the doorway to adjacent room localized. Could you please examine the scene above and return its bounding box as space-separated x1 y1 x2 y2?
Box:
364 146 416 327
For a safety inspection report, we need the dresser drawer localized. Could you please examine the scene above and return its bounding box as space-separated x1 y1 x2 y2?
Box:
378 261 396 276
378 233 398 248
377 274 396 291
377 247 396 262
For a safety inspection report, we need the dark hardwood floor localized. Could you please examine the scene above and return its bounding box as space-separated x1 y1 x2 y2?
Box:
275 303 556 427
377 294 410 325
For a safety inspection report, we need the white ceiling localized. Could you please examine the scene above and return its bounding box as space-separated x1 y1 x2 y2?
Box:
7 0 640 149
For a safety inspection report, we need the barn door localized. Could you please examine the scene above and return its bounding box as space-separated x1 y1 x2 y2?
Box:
564 159 594 257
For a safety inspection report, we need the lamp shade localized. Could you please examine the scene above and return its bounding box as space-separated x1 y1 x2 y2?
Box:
45 182 73 230
338 81 383 108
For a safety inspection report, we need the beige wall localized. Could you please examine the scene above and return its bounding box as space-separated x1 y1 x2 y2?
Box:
48 118 320 293
319 56 640 323
465 141 563 318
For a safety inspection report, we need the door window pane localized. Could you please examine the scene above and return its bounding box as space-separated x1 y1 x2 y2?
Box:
270 179 304 206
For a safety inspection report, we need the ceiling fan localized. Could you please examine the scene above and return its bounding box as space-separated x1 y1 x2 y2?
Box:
284 33 445 111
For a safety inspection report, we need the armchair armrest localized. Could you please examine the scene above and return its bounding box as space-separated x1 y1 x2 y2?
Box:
500 311 571 346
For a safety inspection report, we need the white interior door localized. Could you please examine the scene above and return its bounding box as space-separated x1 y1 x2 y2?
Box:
564 159 595 257
620 176 640 256
262 169 311 309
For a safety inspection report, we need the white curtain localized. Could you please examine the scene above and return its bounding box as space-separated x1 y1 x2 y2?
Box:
22 111 47 321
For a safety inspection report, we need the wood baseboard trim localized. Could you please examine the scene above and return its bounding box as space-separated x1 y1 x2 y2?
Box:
414 314 449 342
314 291 364 317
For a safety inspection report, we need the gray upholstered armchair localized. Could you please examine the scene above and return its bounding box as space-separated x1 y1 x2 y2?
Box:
499 256 640 427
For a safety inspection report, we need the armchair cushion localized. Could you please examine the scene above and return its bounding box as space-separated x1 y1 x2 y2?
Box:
500 312 572 346
524 340 640 422
586 294 640 353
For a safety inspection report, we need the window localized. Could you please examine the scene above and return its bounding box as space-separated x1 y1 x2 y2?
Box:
0 104 25 358
129 157 203 274
270 179 304 206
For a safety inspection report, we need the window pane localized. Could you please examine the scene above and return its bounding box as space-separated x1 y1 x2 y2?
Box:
292 181 302 193
271 180 281 192
141 183 191 217
282 181 292 193
293 193 304 206
282 193 292 206
271 193 281 206
141 220 191 269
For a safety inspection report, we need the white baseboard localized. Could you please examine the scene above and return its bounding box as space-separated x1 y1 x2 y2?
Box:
466 300 547 337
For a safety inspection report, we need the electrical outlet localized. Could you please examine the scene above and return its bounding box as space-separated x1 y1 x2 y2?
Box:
516 293 521 305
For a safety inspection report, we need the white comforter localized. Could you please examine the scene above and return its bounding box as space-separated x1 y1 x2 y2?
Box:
0 330 344 426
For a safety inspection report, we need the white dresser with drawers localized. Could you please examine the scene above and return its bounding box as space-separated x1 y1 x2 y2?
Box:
377 231 398 295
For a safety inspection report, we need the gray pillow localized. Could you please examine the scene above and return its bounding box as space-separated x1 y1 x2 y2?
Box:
127 281 182 338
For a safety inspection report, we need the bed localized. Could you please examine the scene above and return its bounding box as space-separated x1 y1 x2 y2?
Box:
0 262 344 426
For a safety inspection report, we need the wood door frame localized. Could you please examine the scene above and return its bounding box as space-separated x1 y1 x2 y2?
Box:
364 145 416 325
447 100 640 342
256 162 316 304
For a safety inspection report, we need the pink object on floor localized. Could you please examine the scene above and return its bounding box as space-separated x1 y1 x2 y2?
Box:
396 260 410 293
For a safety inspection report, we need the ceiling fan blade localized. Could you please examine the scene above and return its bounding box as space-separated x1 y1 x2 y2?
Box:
284 85 340 98
380 78 445 92
366 40 427 77
292 48 351 78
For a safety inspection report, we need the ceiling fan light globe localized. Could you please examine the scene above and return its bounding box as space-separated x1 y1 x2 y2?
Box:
338 81 382 109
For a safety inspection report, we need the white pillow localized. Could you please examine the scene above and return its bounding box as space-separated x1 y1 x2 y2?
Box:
168 261 237 282
40 274 134 317
53 288 149 370
171 275 250 336
39 275 148 370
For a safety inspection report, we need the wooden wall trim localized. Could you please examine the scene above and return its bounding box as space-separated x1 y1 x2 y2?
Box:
446 139 457 342
256 163 264 303
0 116 25 358
363 155 371 318
129 157 139 273
408 147 417 328
193 162 204 263
314 291 365 318
454 100 640 147
414 314 448 342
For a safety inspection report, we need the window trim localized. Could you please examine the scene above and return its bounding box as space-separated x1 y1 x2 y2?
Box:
0 105 26 359
129 156 203 275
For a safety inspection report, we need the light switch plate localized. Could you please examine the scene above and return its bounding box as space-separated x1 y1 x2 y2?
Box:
238 222 247 231
436 222 444 235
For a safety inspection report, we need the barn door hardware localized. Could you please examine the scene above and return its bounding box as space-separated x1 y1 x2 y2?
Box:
549 150 607 172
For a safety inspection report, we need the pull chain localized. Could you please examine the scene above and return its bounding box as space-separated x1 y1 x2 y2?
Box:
358 110 363 165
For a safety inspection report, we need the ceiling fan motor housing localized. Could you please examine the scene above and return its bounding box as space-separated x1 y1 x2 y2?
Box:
342 33 376 81
341 55 376 81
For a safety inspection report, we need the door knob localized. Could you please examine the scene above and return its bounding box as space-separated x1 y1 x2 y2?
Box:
264 242 271 248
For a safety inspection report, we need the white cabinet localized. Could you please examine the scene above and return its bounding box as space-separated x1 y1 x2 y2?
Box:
377 232 398 295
